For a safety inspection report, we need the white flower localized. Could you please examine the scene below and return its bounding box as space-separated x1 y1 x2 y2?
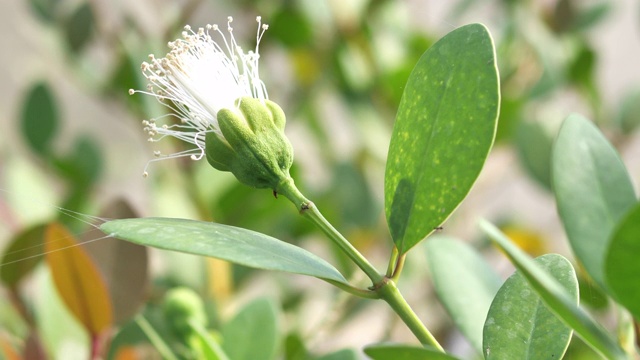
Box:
129 16 269 177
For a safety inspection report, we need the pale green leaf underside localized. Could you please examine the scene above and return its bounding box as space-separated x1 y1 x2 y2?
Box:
385 23 500 254
483 254 576 360
480 220 626 360
552 113 636 288
426 236 501 354
100 218 347 284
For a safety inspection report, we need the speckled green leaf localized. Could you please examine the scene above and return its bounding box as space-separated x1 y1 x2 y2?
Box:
552 114 636 288
483 254 577 360
480 220 626 360
100 217 347 284
385 24 500 254
605 201 640 321
426 236 502 354
364 344 460 360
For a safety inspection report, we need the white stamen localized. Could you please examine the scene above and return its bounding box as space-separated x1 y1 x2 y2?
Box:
130 16 270 176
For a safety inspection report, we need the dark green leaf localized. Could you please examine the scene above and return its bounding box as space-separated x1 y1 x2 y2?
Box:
364 344 460 360
552 114 636 288
480 220 626 360
483 254 576 359
28 0 60 23
425 236 502 353
0 224 47 286
605 201 640 320
221 298 278 360
64 2 95 53
56 135 103 186
20 82 59 156
100 218 347 284
385 23 500 254
270 8 313 48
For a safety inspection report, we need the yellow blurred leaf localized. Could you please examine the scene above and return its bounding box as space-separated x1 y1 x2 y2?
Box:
45 223 113 335
501 225 548 257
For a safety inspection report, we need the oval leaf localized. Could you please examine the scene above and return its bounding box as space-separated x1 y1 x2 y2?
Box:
480 220 626 360
99 218 347 284
20 82 58 156
45 223 113 335
483 254 576 359
552 114 636 288
364 344 460 360
385 23 500 254
221 298 278 360
425 236 502 353
605 201 640 320
64 2 95 53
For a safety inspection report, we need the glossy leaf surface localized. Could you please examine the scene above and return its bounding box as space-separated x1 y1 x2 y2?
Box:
483 254 576 359
385 23 500 254
100 217 347 284
480 220 626 360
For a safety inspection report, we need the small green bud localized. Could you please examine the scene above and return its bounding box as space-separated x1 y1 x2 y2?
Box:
205 97 294 190
163 287 208 339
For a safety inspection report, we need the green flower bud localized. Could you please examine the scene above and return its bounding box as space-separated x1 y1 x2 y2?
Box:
163 287 207 339
205 97 293 190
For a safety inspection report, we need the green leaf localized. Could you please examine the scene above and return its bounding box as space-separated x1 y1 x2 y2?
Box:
221 298 278 360
385 23 500 254
28 0 60 23
316 349 358 360
479 220 627 360
63 2 95 53
0 224 46 286
515 119 561 190
552 114 636 288
364 344 460 360
100 218 347 284
20 82 59 156
55 135 103 186
483 254 576 359
425 236 502 353
605 201 640 320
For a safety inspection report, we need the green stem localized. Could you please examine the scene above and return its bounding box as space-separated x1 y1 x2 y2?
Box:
135 314 179 360
377 278 444 351
188 319 230 360
325 279 381 299
277 177 383 284
386 246 399 277
391 253 406 284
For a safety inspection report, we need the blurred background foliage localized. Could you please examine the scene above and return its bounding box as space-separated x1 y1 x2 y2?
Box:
0 0 639 358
